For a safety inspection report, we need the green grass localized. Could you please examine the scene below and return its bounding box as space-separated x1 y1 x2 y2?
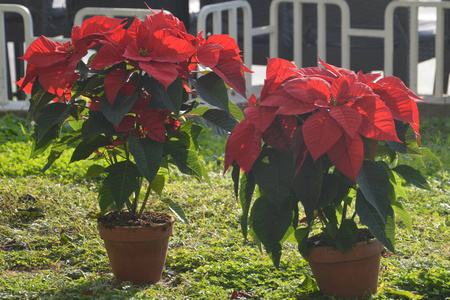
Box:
0 114 449 299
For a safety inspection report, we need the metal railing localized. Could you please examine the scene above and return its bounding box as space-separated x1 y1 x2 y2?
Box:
2 1 449 111
0 4 34 111
385 1 450 99
197 0 253 86
198 0 449 102
0 5 162 111
73 7 166 25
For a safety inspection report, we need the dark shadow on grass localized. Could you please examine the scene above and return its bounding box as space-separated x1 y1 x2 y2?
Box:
50 273 147 299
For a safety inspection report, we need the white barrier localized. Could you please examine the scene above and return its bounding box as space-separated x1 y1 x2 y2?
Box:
198 0 449 102
0 6 163 111
196 1 253 87
385 1 450 99
0 5 34 110
2 2 449 111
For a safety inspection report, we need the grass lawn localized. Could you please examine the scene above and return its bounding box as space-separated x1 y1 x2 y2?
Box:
0 113 449 299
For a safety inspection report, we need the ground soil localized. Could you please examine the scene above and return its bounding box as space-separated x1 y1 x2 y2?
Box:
98 211 173 229
307 228 375 249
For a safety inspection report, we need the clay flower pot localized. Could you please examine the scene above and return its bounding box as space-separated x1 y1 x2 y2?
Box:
98 215 175 284
304 238 385 298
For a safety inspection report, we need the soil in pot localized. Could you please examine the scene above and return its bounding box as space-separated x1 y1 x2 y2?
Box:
304 229 385 298
98 211 175 284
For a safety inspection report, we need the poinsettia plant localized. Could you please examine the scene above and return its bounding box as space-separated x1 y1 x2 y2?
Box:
18 9 248 219
225 58 438 267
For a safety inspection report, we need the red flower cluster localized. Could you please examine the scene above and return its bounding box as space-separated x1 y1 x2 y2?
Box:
225 58 422 182
17 9 248 143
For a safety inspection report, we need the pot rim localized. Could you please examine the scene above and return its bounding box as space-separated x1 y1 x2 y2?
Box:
97 212 175 230
97 214 176 241
304 238 385 264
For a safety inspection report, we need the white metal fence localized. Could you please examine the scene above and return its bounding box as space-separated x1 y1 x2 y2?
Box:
1 1 449 111
385 1 450 99
197 0 450 102
0 5 161 111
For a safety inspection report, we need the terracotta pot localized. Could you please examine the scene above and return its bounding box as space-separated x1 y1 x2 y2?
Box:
304 238 385 298
98 215 175 284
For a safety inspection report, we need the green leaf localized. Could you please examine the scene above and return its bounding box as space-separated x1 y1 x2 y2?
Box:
292 154 323 222
387 122 415 153
70 135 111 163
188 106 210 116
231 162 240 200
128 134 163 183
98 183 115 212
167 141 209 182
202 109 238 134
330 173 352 207
161 198 189 224
144 77 185 116
252 148 295 208
316 174 339 208
43 132 82 172
251 195 293 268
355 190 395 253
322 206 338 231
85 164 105 178
83 111 116 140
76 60 89 79
239 171 256 240
334 219 358 254
103 161 141 210
412 146 441 165
145 77 174 112
387 125 441 165
389 170 409 201
384 287 424 299
166 122 210 184
30 122 63 158
67 107 87 131
228 100 244 122
393 165 431 190
323 220 339 242
73 73 105 99
376 142 397 162
299 275 319 293
169 120 202 147
28 81 57 118
100 93 138 126
294 227 310 256
392 198 413 235
150 174 166 196
166 77 184 116
280 226 295 244
192 73 229 111
357 161 392 222
34 102 70 142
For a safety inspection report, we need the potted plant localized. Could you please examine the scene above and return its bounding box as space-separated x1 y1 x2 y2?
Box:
225 58 437 297
18 9 248 284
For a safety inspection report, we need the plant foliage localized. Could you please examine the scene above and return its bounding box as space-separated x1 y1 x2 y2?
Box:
17 9 249 217
225 58 435 266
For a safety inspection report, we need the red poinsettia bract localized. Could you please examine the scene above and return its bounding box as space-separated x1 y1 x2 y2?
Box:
225 58 422 182
18 9 249 100
17 16 124 97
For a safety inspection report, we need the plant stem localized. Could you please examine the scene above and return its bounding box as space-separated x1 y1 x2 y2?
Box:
131 177 143 215
139 182 153 215
124 138 130 161
341 202 348 223
125 199 133 212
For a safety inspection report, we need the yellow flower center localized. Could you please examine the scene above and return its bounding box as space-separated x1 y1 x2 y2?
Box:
139 48 148 56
